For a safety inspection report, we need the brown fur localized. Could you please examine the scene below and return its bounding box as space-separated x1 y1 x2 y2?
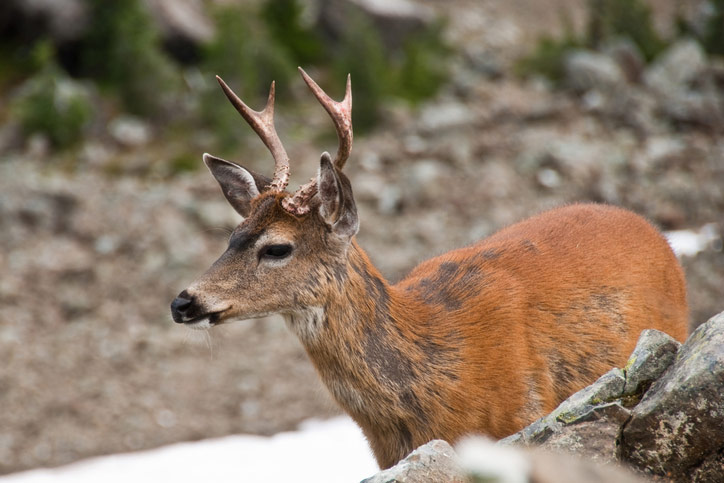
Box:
178 192 688 469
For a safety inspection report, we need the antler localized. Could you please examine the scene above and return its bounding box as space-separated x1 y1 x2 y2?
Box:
216 76 290 192
282 68 353 215
298 67 353 169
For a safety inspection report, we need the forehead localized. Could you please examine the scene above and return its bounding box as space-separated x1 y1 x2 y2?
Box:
230 193 303 246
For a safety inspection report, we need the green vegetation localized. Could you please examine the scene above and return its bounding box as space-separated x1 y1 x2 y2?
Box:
11 43 93 149
332 13 450 131
517 0 668 83
586 0 665 61
515 16 583 83
678 0 724 57
261 0 324 66
78 0 180 117
1 0 451 156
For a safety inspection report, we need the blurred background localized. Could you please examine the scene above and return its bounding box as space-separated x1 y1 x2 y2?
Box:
0 0 722 476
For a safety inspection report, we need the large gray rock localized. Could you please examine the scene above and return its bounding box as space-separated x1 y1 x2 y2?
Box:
643 38 724 129
619 312 724 480
645 39 707 93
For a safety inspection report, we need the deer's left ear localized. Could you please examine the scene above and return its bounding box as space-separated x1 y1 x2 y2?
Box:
204 153 271 217
317 152 359 239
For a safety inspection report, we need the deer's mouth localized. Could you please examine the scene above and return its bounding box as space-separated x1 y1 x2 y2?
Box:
182 311 222 330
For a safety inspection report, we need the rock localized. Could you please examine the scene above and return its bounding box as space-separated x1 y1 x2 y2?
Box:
499 318 724 480
361 439 466 483
657 90 724 130
621 329 681 398
418 101 475 133
645 39 707 93
619 312 724 480
365 436 647 483
0 0 89 43
108 116 152 147
500 311 724 481
457 437 531 483
563 49 626 93
499 368 628 454
642 39 724 129
144 0 214 62
317 0 435 52
540 402 630 466
603 37 645 83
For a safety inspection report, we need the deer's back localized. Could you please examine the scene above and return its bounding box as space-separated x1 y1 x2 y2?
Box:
395 203 688 438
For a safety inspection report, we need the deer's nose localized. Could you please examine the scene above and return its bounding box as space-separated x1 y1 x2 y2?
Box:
170 290 194 323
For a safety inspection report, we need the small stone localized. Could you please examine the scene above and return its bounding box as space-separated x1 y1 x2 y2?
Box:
362 439 466 483
564 50 626 93
108 116 152 147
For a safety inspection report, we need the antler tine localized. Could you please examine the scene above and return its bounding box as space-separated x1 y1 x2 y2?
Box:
215 75 290 192
298 67 353 170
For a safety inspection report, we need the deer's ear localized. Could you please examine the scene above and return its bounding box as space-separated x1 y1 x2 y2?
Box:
203 153 271 217
317 152 359 239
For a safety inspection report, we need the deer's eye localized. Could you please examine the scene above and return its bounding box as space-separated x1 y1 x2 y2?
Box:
259 244 293 260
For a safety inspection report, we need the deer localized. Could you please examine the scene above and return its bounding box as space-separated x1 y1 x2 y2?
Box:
170 67 689 469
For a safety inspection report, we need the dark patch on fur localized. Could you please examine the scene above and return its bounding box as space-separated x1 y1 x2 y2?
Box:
396 421 413 453
546 347 576 389
479 248 502 260
352 257 391 329
412 261 489 311
362 329 416 386
228 228 259 252
438 261 460 278
331 262 348 285
415 337 461 381
400 389 427 424
521 240 538 253
416 277 463 311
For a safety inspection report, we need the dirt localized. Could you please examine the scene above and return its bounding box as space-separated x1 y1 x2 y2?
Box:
1 0 722 475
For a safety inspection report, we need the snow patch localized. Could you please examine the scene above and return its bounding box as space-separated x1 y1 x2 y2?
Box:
0 417 377 483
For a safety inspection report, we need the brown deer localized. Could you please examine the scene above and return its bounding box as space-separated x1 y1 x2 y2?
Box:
170 68 689 469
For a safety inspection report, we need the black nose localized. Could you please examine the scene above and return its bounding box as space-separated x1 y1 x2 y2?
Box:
171 290 193 324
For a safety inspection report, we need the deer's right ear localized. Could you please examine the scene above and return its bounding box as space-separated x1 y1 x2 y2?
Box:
203 153 271 217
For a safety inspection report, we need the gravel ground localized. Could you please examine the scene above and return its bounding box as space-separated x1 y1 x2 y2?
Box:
1 0 722 475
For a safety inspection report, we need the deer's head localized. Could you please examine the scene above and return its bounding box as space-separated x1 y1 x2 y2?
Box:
170 68 358 329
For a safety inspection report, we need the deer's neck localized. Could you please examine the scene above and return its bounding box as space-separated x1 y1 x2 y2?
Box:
285 241 463 447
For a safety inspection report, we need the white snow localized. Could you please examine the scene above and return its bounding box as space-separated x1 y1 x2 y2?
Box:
0 417 378 483
665 223 721 258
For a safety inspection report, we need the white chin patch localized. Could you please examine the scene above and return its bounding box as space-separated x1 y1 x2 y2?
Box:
185 318 213 331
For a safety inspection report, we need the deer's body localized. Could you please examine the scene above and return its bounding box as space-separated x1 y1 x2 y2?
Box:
295 202 687 467
171 70 689 469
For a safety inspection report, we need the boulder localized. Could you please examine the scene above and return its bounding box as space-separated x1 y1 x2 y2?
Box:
645 38 707 93
619 312 724 480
